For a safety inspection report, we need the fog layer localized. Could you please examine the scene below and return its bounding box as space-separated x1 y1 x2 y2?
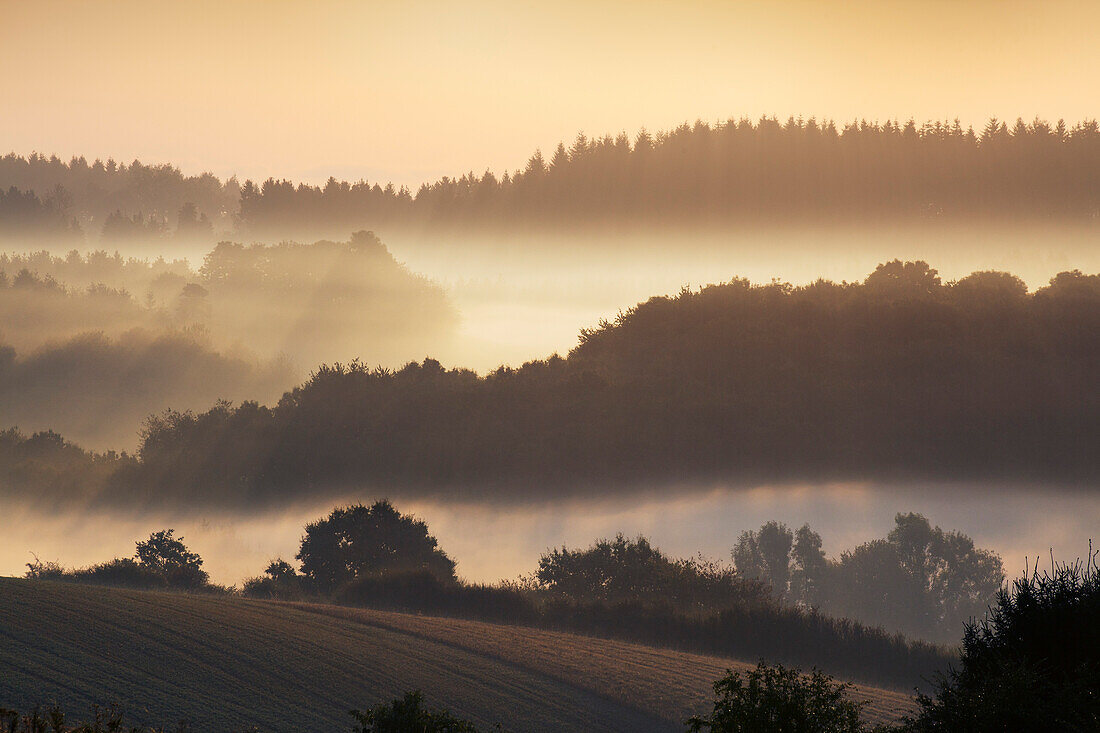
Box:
3 483 1094 592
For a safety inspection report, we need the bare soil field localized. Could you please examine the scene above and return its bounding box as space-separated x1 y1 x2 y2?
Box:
0 579 668 731
0 578 915 730
287 602 918 728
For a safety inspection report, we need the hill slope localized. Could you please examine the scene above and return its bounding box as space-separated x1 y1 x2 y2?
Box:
0 579 914 730
286 603 916 728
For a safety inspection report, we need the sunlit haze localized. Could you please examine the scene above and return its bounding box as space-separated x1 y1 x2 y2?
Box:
3 0 1098 186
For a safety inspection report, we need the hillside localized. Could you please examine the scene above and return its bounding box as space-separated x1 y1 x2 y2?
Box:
0 579 914 731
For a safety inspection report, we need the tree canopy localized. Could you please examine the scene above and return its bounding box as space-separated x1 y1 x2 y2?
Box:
297 501 457 592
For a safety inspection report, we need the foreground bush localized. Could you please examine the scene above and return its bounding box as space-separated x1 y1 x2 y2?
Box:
897 550 1100 732
350 691 479 733
1 694 481 733
0 703 189 732
686 662 865 733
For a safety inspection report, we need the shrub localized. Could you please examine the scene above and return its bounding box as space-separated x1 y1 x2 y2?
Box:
537 534 770 611
23 529 212 592
70 558 168 590
0 703 190 732
24 556 65 580
241 559 304 600
335 570 537 625
686 661 865 733
896 550 1100 732
349 691 479 733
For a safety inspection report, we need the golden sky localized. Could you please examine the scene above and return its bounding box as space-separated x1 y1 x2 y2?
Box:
2 0 1096 186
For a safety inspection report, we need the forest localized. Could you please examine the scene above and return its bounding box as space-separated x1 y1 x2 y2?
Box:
3 117 1100 244
1 259 1095 509
0 233 455 448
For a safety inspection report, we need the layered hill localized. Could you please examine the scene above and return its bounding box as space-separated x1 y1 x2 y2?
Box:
0 579 914 731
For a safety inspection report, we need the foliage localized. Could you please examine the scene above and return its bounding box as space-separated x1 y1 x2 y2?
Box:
135 530 208 589
0 695 480 733
0 703 191 733
735 514 1004 643
0 185 82 241
23 530 211 592
334 569 538 626
231 116 1100 238
241 559 304 600
0 152 236 241
297 501 457 593
7 118 1100 244
349 691 479 733
686 661 865 733
895 550 1100 732
536 534 769 610
103 263 1100 509
733 522 793 600
4 261 1098 510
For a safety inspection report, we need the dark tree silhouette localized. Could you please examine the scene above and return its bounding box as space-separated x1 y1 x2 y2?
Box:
297 501 457 592
135 529 208 588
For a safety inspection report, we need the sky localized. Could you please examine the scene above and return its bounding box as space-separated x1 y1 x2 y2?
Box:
2 0 1098 188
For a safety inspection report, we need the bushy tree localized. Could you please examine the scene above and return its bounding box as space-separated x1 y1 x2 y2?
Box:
536 533 767 610
297 501 456 592
241 558 303 599
135 529 208 588
686 661 865 733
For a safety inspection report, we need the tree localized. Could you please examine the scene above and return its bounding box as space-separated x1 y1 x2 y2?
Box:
828 514 1003 642
733 522 794 599
864 260 942 300
686 661 866 733
175 201 213 240
242 558 302 599
297 501 456 592
536 534 766 610
789 525 827 608
134 529 208 588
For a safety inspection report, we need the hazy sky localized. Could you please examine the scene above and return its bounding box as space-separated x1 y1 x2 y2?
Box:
2 0 1097 187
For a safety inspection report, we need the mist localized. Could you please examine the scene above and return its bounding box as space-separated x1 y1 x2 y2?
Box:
4 2 1098 726
0 330 293 451
383 222 1100 371
4 482 1094 597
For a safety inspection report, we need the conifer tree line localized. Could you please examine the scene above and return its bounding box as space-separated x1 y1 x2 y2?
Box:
3 117 1100 242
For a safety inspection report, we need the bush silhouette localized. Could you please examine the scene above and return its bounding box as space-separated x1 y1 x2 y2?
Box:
23 529 211 592
686 661 865 733
349 691 479 733
896 549 1100 732
537 533 769 610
